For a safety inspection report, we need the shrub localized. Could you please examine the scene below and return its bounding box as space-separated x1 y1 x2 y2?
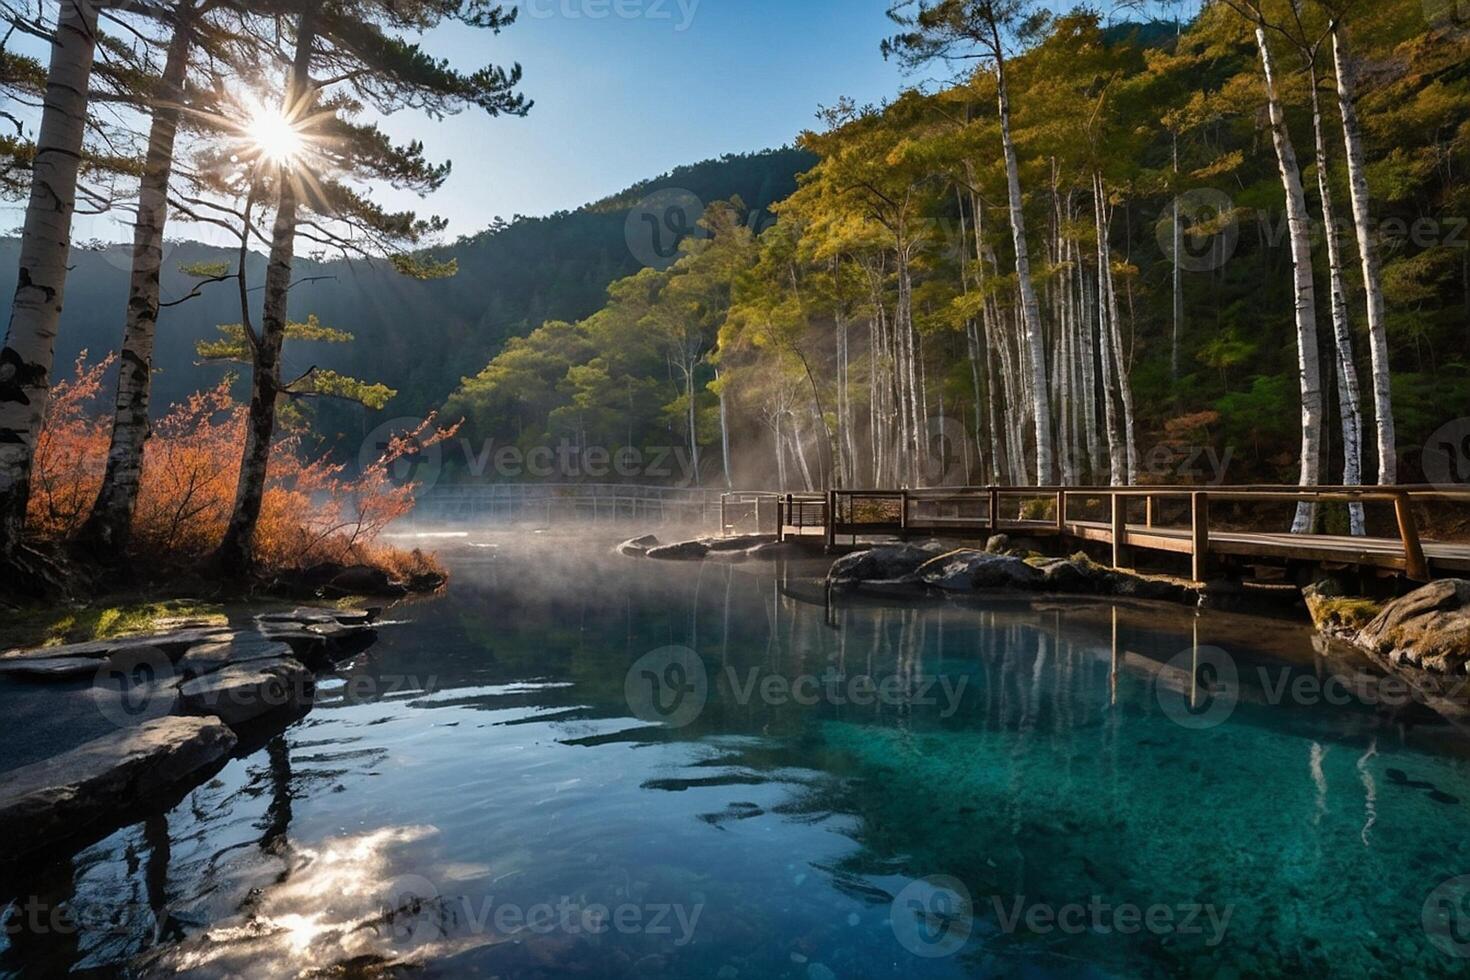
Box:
28 354 455 577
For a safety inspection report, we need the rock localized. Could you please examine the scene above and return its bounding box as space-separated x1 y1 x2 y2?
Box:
985 534 1012 554
0 655 107 678
917 549 1045 591
177 633 294 679
1036 557 1096 592
617 534 662 556
1303 580 1381 637
1354 579 1470 674
827 544 946 588
645 540 712 561
0 626 231 664
327 564 408 597
256 607 377 627
705 533 776 553
406 570 447 593
0 715 237 860
177 658 313 728
743 541 806 561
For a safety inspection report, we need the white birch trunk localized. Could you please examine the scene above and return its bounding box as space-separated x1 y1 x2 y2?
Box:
1310 74 1366 535
1332 23 1395 485
995 54 1053 485
1255 23 1324 533
0 0 100 555
83 3 196 554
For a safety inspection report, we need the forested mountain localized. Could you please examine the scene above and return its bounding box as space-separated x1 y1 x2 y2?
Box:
444 2 1470 506
0 147 813 450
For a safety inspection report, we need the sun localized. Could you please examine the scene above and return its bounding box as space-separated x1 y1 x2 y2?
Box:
245 100 306 168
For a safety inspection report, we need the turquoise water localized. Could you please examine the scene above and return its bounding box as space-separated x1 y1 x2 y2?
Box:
5 533 1470 977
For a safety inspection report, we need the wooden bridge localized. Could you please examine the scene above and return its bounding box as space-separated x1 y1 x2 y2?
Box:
721 485 1470 583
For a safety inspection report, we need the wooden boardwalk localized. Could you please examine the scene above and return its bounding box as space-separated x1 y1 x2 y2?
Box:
722 485 1470 582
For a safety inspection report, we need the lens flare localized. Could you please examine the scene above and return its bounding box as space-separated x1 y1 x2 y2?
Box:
245 100 305 167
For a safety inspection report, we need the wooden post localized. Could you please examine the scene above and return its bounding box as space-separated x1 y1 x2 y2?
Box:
720 495 727 536
1191 491 1211 583
1055 490 1066 532
989 487 1000 535
1394 492 1431 582
825 490 838 552
1110 492 1127 569
1145 495 1156 528
776 496 786 543
900 490 910 534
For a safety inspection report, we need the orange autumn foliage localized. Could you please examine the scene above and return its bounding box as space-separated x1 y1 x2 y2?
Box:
29 354 454 575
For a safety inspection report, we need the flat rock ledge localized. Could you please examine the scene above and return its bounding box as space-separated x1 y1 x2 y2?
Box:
0 607 387 862
0 716 236 862
1346 579 1470 676
827 545 1196 604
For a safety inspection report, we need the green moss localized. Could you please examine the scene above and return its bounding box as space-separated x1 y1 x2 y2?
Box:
0 599 226 651
1305 595 1382 633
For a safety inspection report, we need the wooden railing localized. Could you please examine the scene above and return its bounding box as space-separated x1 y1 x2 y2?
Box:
725 484 1470 582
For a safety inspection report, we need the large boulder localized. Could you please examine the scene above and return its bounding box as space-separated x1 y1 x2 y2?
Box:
917 550 1045 592
645 539 712 561
1355 579 1470 674
827 543 947 588
0 715 237 860
177 658 313 728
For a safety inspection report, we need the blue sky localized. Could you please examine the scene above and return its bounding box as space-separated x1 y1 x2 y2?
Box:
29 0 912 246
8 0 1195 246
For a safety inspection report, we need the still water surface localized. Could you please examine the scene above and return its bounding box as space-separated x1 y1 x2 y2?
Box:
5 533 1470 977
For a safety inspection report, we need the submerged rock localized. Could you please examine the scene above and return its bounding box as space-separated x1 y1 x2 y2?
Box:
1354 579 1470 675
0 715 237 860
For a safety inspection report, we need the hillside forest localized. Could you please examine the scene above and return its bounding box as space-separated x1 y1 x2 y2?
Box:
443 0 1470 530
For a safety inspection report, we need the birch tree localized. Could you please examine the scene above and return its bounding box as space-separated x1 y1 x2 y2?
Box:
884 0 1054 485
80 0 209 556
1330 18 1394 485
0 0 101 561
1229 0 1323 531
